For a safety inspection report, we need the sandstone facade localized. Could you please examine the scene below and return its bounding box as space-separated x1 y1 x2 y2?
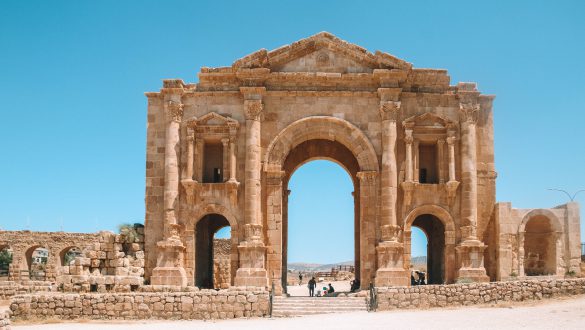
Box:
143 32 581 292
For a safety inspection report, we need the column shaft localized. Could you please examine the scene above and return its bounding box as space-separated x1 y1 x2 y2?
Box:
229 138 237 182
447 137 456 182
221 138 229 182
186 132 194 180
405 130 414 182
438 139 445 184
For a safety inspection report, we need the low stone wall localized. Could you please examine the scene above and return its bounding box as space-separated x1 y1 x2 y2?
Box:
9 288 269 321
376 278 585 310
0 281 52 300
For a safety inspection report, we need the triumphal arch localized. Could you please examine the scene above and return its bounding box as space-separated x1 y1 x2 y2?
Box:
143 32 581 292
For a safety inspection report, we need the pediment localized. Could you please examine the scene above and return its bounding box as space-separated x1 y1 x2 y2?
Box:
403 112 454 129
232 32 412 73
187 112 239 128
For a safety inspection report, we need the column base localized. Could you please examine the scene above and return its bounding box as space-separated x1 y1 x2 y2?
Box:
375 241 409 287
150 267 188 286
234 241 268 288
456 239 489 283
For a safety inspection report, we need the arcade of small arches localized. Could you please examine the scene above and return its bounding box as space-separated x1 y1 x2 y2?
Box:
0 231 98 282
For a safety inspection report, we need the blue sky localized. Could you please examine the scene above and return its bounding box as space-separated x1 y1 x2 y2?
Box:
1 1 584 264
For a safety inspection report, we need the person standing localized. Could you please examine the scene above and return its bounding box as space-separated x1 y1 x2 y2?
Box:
308 277 317 297
299 272 303 285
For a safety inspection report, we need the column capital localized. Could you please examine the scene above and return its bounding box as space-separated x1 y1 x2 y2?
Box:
356 171 378 185
379 101 401 121
244 99 263 121
164 100 184 123
221 137 229 145
438 139 445 146
459 102 480 124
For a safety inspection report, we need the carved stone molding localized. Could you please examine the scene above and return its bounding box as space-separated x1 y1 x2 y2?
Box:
165 101 184 123
244 100 263 121
379 101 401 121
459 102 480 124
356 171 378 185
381 224 402 242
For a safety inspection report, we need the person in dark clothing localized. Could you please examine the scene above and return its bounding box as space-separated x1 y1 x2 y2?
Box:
299 273 303 285
350 278 361 292
411 273 417 285
308 277 317 297
327 283 335 294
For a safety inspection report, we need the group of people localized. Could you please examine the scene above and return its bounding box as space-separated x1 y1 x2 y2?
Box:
411 270 426 285
307 277 336 297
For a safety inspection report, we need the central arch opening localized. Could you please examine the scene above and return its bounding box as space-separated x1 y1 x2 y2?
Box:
282 139 360 295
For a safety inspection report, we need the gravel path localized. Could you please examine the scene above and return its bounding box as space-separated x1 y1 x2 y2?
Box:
12 295 585 330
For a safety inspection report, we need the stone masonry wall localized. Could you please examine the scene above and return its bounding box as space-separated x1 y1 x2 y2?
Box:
9 288 268 321
0 281 52 300
376 278 585 310
57 227 145 292
213 239 231 289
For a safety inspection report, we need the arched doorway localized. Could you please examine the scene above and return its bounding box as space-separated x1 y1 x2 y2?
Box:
404 205 456 284
411 214 445 284
264 117 380 292
25 246 48 281
281 139 361 293
522 215 559 276
194 214 231 288
286 160 354 293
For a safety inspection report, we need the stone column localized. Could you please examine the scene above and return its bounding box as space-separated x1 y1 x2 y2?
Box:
456 102 488 282
195 138 203 182
375 100 408 286
413 140 419 183
228 137 237 182
151 99 187 286
405 130 414 182
234 87 268 287
221 138 229 182
447 136 456 182
437 139 445 184
186 129 195 181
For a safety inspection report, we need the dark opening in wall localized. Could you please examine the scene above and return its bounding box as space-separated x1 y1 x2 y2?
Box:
419 144 438 184
90 284 98 292
203 142 223 183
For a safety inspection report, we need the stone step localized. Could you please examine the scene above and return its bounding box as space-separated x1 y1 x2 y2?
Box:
272 296 367 317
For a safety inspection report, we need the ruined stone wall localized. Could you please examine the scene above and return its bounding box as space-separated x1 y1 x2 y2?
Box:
9 288 268 321
57 227 145 292
0 281 52 300
213 239 231 289
376 278 585 310
493 202 581 281
0 228 146 295
0 230 101 282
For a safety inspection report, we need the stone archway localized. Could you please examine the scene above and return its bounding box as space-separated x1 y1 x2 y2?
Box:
183 204 240 287
263 116 379 293
518 209 563 276
404 204 456 284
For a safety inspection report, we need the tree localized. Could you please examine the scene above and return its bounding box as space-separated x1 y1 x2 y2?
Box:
118 223 143 243
0 249 12 268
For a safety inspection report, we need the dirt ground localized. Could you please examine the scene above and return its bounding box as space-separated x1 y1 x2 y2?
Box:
10 295 585 329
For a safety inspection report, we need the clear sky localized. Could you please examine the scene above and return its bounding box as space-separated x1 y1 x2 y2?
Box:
1 1 584 264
